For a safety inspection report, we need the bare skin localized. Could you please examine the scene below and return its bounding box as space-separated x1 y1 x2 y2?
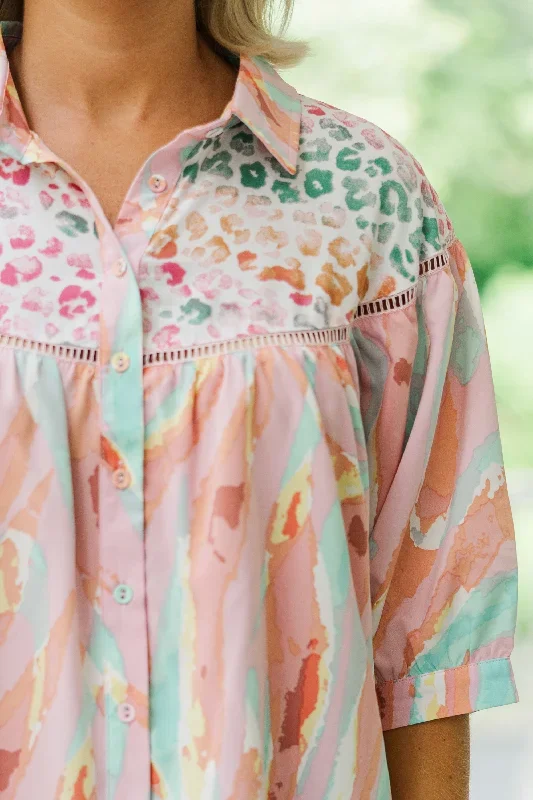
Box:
6 1 472 796
384 715 470 799
8 0 238 227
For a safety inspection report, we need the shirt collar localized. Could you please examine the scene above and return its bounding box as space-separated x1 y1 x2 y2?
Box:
0 20 301 175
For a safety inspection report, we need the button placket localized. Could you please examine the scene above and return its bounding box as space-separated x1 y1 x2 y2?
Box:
148 174 167 193
112 465 131 490
118 702 136 724
113 257 128 277
111 351 130 373
113 583 134 605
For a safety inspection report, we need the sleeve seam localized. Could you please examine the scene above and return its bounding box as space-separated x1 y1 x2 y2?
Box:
375 656 512 686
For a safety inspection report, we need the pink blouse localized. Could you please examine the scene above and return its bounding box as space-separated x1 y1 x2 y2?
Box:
0 18 518 800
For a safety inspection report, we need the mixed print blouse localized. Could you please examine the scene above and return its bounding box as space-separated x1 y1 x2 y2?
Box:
0 17 518 800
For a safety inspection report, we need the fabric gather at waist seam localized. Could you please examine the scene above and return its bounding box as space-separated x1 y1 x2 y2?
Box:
0 248 451 365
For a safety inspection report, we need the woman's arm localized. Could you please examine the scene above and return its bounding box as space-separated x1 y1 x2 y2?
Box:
383 715 470 800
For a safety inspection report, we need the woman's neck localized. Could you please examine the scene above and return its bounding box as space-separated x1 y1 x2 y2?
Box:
8 0 237 131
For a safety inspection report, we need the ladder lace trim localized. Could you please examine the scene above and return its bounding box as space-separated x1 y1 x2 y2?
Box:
0 336 99 363
0 248 452 364
354 247 450 319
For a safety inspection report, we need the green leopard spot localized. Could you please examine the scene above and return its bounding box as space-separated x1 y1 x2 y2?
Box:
365 165 378 178
336 147 362 171
422 217 441 250
415 197 424 222
319 118 352 141
379 181 413 222
159 310 173 318
390 244 414 280
272 180 300 203
373 157 393 175
180 298 212 325
342 176 377 212
356 216 370 230
377 222 394 244
230 131 255 156
181 140 203 161
409 228 424 253
55 211 89 237
305 169 334 198
200 151 233 179
240 161 267 188
93 221 98 239
183 162 199 183
300 137 332 162
266 157 295 179
405 249 414 264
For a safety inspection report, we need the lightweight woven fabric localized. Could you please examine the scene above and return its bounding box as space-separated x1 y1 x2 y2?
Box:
0 18 518 800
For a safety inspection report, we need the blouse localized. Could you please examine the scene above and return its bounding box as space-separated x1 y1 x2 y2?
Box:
0 17 518 800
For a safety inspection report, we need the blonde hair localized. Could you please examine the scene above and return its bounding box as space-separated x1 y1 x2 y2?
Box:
0 0 310 69
196 0 310 69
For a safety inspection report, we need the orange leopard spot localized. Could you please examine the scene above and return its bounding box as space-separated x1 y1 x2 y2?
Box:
316 262 352 306
259 265 305 289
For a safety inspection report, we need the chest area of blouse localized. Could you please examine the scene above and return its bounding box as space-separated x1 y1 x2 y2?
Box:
0 157 367 353
0 116 430 354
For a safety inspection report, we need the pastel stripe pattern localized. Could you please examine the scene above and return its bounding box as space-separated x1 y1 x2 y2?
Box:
0 16 518 800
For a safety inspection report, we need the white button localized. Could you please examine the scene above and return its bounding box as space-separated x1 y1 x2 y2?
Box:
113 584 133 604
118 702 136 723
112 468 131 490
113 258 127 277
206 126 225 139
111 352 130 373
148 174 167 193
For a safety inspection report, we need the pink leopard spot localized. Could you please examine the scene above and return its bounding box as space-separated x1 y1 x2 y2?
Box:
22 287 53 316
290 292 313 306
207 324 221 339
361 128 385 150
247 324 269 335
39 190 54 210
61 193 75 208
332 110 359 128
0 304 8 319
58 285 96 319
12 166 30 186
39 236 63 257
10 225 35 249
73 326 88 341
152 324 181 349
50 276 61 282
1 256 42 286
140 287 159 303
307 105 325 116
45 322 59 338
161 262 185 287
67 253 95 279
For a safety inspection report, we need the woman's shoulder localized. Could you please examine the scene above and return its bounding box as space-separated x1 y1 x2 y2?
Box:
295 92 456 303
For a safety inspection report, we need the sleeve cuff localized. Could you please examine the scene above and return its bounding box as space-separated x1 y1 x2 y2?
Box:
376 657 518 732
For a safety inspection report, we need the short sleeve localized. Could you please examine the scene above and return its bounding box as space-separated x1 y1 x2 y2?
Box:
350 235 519 731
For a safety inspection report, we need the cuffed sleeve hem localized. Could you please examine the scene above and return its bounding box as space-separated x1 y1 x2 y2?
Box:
376 657 518 732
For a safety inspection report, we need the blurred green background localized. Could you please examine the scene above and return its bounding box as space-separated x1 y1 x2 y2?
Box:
283 0 533 795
